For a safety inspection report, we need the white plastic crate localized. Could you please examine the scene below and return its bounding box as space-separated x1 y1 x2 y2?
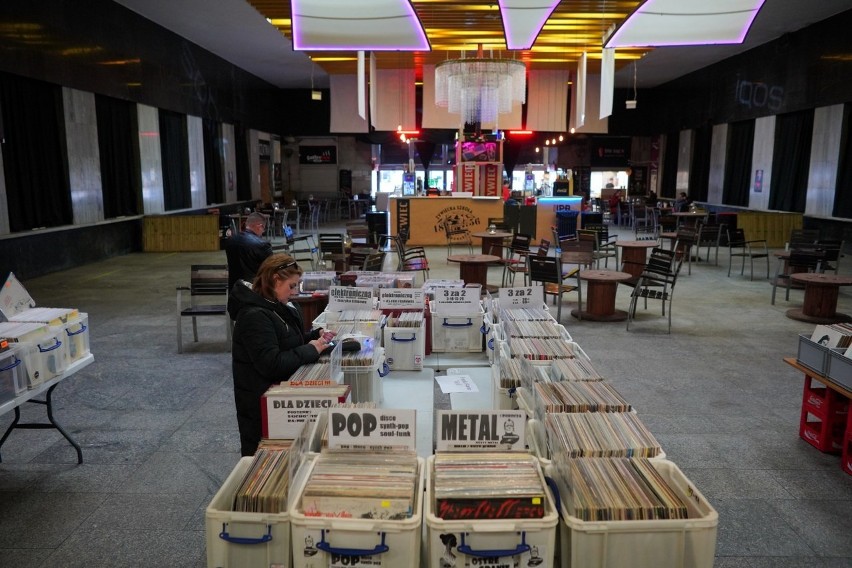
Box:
425 454 559 568
63 313 90 363
557 459 718 568
383 319 425 371
205 457 293 568
312 310 385 343
0 344 27 403
289 456 425 568
341 342 387 403
429 303 484 353
0 322 65 388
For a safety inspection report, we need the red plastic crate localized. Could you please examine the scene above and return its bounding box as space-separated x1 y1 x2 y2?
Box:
842 433 852 476
799 412 846 454
801 376 849 419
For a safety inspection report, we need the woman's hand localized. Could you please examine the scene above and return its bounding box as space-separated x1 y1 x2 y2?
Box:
309 337 328 354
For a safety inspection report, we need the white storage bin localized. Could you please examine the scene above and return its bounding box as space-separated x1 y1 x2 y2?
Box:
63 313 90 363
289 456 424 568
430 303 484 353
0 344 27 403
312 310 385 343
0 321 64 388
425 455 559 568
383 318 425 371
341 342 387 403
206 457 293 568
557 460 718 568
491 362 519 410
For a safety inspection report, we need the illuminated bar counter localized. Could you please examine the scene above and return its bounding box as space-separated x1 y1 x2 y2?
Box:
388 195 585 246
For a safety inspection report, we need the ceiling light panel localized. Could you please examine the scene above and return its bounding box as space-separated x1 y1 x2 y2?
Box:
291 0 430 50
605 0 765 47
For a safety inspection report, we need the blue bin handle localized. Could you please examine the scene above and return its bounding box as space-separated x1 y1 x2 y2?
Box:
39 339 62 353
66 324 88 336
378 362 390 377
0 356 21 372
442 318 472 328
457 532 529 558
545 476 562 520
480 324 489 334
507 386 517 399
315 529 389 557
390 333 417 343
487 338 495 350
218 523 272 545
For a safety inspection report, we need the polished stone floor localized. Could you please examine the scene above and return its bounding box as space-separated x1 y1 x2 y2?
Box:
0 219 850 567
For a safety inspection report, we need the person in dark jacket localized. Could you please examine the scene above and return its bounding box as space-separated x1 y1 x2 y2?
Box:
228 252 331 456
225 211 273 291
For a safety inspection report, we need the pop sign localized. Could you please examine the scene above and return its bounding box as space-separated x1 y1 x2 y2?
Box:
327 408 416 451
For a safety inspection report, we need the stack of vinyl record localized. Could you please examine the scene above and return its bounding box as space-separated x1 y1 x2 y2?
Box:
432 453 546 520
545 412 662 459
550 357 604 382
300 451 418 520
533 381 632 414
231 440 293 513
563 458 688 522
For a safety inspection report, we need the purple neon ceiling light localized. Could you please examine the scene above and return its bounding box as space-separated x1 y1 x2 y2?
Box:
291 0 429 51
605 0 765 48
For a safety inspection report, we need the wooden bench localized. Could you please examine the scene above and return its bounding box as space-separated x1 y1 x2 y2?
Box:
176 264 231 353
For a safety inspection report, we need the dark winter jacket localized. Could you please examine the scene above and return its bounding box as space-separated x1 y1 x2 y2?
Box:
225 231 273 290
228 280 321 455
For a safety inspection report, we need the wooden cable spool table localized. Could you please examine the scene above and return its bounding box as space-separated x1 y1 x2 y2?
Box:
616 240 658 278
471 230 513 257
571 269 632 321
447 254 500 293
786 273 852 323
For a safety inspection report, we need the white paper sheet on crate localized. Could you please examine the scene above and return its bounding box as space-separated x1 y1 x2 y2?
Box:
435 374 479 394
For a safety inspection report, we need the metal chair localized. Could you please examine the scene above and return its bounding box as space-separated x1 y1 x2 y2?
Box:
176 265 231 353
727 228 769 280
444 220 472 257
817 240 843 274
278 225 316 269
498 233 532 286
527 255 582 321
626 248 681 334
317 233 348 271
673 227 698 275
696 222 724 266
362 252 386 271
771 249 824 305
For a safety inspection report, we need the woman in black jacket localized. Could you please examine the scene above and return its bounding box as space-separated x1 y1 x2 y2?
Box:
228 253 330 456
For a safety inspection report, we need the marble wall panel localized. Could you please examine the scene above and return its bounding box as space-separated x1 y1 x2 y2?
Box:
707 124 728 205
676 129 693 192
0 132 9 235
63 88 104 225
805 104 844 218
750 116 776 210
222 123 237 203
137 104 164 214
186 115 206 210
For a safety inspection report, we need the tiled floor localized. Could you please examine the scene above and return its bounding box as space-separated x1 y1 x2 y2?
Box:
1 219 851 567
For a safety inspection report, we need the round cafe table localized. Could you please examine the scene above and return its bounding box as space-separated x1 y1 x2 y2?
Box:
471 230 513 257
786 273 852 323
571 269 632 321
447 254 500 293
616 240 658 278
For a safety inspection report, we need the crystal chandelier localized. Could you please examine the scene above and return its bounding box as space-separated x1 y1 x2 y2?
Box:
434 54 526 125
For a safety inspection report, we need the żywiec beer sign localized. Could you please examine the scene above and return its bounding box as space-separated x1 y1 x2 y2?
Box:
299 145 337 164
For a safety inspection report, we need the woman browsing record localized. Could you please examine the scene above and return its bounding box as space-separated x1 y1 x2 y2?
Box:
228 253 335 456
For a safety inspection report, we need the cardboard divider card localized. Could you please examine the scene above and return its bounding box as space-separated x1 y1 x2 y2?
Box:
433 286 480 314
498 285 544 308
378 288 424 309
327 286 375 310
435 409 526 452
0 273 36 321
327 408 417 451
